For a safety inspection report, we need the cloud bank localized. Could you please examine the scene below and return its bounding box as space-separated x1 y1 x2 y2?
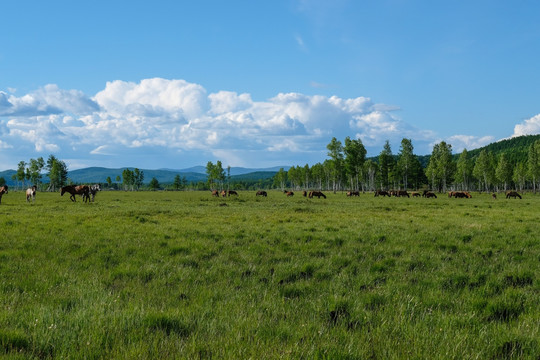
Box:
0 78 530 170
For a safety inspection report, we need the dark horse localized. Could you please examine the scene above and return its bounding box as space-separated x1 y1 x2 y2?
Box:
61 185 90 202
0 185 8 204
256 190 267 197
506 191 522 199
309 191 326 199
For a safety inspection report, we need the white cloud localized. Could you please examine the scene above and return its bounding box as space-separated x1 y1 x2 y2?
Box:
0 85 98 117
440 135 495 153
0 77 522 169
512 114 540 137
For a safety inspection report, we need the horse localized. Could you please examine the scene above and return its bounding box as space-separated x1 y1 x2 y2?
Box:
302 190 307 197
220 190 227 197
256 190 267 197
26 185 37 203
211 190 220 197
285 191 294 197
0 185 8 204
394 190 410 198
347 191 360 197
452 191 470 198
88 184 101 202
309 191 326 199
424 192 437 198
374 190 390 197
506 191 522 199
227 190 238 196
411 192 421 197
492 193 497 200
61 185 90 202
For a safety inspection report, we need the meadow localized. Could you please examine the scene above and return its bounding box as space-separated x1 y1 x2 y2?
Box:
0 190 538 359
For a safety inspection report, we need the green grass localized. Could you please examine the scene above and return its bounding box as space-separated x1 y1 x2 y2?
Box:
0 190 538 359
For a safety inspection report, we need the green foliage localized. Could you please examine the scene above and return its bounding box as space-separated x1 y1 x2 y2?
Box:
148 177 160 190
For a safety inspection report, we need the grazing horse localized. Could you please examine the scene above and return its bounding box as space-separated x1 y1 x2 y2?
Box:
506 191 522 199
450 191 472 198
424 192 437 198
302 190 307 197
492 193 497 200
256 190 267 197
309 191 326 199
284 191 294 197
61 185 90 202
0 185 8 204
374 190 390 197
394 190 410 198
211 190 220 197
453 191 470 198
26 185 37 203
227 190 238 196
411 192 421 197
220 190 227 197
88 184 101 202
347 191 360 197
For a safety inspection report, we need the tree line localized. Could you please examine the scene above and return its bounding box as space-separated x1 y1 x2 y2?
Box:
271 136 540 193
3 135 539 193
6 155 68 191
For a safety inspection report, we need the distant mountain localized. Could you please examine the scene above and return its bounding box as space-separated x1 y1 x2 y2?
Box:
163 165 290 176
0 166 289 187
459 134 540 164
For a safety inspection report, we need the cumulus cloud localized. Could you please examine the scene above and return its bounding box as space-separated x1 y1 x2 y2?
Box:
0 77 518 169
512 114 540 137
0 85 98 117
439 135 495 153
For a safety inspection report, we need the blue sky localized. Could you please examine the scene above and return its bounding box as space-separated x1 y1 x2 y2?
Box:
1 0 540 170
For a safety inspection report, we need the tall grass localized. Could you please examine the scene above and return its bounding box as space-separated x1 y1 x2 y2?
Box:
0 190 538 359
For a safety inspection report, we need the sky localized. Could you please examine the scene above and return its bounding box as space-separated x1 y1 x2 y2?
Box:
1 0 540 171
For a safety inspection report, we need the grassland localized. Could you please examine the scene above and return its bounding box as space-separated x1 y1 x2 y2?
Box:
0 190 538 359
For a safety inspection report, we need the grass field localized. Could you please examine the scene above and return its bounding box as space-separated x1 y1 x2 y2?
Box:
0 190 538 359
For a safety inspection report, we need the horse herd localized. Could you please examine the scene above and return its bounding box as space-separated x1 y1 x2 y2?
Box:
207 188 524 200
0 184 524 205
0 184 101 204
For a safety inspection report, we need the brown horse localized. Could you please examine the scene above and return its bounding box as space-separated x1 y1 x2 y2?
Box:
492 193 497 200
452 191 470 198
211 190 220 197
411 192 421 197
424 192 437 198
26 185 37 203
347 191 360 197
374 190 390 197
309 191 326 199
394 190 410 198
220 190 227 197
227 190 238 196
0 185 8 204
256 190 267 197
506 191 522 199
284 191 294 197
302 190 307 197
61 185 90 202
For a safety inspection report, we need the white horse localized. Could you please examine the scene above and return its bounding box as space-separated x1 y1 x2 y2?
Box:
89 184 101 202
26 185 37 203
